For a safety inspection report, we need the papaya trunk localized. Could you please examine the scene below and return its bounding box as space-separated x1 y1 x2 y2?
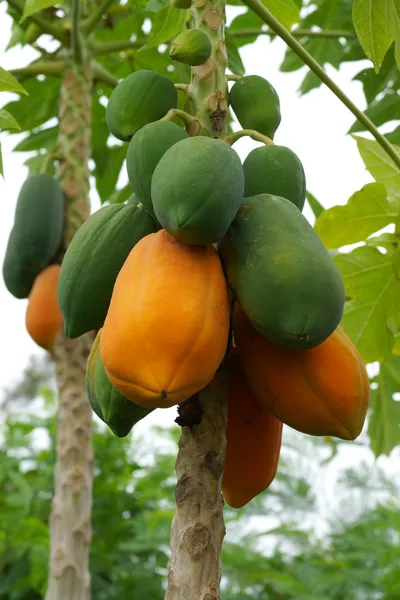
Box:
165 1 229 598
46 62 94 600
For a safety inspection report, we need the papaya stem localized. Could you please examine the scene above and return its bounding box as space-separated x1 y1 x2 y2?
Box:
241 0 400 171
5 0 68 44
231 28 355 39
71 0 84 64
81 0 116 34
161 108 198 128
174 83 189 93
227 74 241 82
89 38 143 55
225 128 274 146
10 60 65 79
92 63 119 87
40 152 56 174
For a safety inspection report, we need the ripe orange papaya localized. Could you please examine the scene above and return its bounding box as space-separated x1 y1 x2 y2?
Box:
233 303 370 440
222 357 282 509
26 265 63 353
101 230 230 409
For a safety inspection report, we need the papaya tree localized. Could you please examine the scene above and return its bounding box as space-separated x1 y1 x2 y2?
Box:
1 0 400 598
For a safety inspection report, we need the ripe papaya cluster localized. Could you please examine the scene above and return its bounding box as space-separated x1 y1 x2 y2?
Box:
2 174 64 353
57 66 369 507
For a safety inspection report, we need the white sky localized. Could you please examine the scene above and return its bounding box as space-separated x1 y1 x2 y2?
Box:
2 4 397 534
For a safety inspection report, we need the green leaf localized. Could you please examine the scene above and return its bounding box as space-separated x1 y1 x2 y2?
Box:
1 77 60 132
225 30 245 76
307 191 325 219
349 93 400 133
388 0 400 69
13 126 58 152
228 10 264 48
94 144 126 203
261 0 300 29
108 184 132 205
368 357 400 456
354 135 400 197
138 4 186 52
0 142 3 178
334 246 400 362
22 0 62 19
315 183 395 248
0 67 27 95
352 0 399 72
0 108 21 130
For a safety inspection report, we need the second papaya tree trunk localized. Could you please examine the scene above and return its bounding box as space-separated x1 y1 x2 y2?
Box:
46 62 94 600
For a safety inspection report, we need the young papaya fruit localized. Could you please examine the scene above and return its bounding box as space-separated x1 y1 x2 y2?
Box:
233 303 370 440
86 333 105 421
219 194 345 350
101 229 230 409
222 356 283 508
243 144 306 211
3 174 64 299
58 203 157 339
230 75 281 140
151 136 244 245
106 70 178 142
26 265 63 353
126 121 188 216
171 0 191 8
170 29 212 66
86 330 152 437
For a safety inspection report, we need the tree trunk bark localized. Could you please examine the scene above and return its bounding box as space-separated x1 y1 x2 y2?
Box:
46 62 94 600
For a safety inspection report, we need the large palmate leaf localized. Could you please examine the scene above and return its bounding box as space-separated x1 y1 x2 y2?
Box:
13 126 58 152
368 357 400 456
0 108 21 130
0 66 27 95
335 246 400 362
138 4 186 52
22 0 62 19
1 77 60 133
354 136 400 197
315 182 396 248
262 0 300 30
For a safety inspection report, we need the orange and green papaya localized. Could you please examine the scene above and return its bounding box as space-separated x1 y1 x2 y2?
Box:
101 229 230 409
233 303 370 440
25 264 63 353
222 356 283 508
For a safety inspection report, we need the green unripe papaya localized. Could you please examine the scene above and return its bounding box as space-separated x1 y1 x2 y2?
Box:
243 144 306 211
230 75 281 140
106 70 178 142
3 174 64 299
152 136 245 245
219 194 345 350
58 203 157 338
171 0 191 7
170 29 212 66
126 121 188 215
86 331 151 437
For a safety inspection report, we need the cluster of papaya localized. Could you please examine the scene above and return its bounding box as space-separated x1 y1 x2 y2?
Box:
2 174 64 354
55 64 369 507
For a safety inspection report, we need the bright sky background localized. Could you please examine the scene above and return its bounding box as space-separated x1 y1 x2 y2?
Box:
2 3 397 535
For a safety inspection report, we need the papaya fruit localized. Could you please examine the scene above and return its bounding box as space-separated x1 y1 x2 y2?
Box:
3 174 64 299
106 70 178 142
126 121 188 216
243 144 306 211
219 194 345 349
101 229 230 409
151 136 244 245
222 356 282 508
170 29 212 66
86 333 105 421
233 303 370 440
230 75 281 140
86 330 152 437
58 203 157 339
171 0 191 8
25 265 63 353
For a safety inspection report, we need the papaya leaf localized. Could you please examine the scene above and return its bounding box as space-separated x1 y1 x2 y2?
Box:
335 246 400 362
94 144 126 204
0 142 3 178
2 77 60 133
225 30 245 76
228 10 264 48
0 108 21 130
352 0 393 72
0 66 27 95
22 0 62 20
262 0 300 30
138 4 186 52
13 126 58 152
389 0 400 69
368 357 400 456
349 93 400 134
354 135 400 197
315 183 395 248
307 191 325 219
108 184 132 204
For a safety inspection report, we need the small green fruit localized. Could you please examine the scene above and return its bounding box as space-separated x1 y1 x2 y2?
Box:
230 75 281 140
170 29 212 66
170 0 191 8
